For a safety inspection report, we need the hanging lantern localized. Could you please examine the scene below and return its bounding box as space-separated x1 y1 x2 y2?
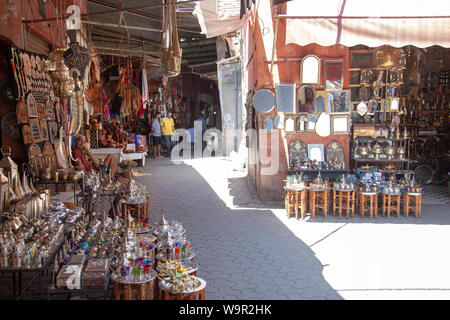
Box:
41 48 75 98
63 30 91 80
160 0 182 77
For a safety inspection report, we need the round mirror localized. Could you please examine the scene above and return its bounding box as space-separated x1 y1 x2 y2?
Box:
315 112 331 137
253 89 275 113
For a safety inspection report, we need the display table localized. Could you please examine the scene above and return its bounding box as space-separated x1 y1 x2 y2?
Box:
89 148 123 164
309 188 330 218
35 179 80 205
332 189 356 219
284 188 307 219
404 192 422 218
358 192 378 219
122 152 146 166
112 270 157 300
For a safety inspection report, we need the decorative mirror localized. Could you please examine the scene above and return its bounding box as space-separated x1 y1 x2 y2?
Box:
275 83 296 113
326 140 345 163
324 58 344 91
315 112 331 137
274 114 284 129
331 115 349 134
315 90 328 112
29 118 41 142
390 97 399 111
297 114 308 132
40 120 48 142
297 85 315 113
285 117 295 132
308 144 324 162
263 116 274 130
301 55 320 84
288 140 308 167
307 113 319 131
253 89 275 113
356 101 368 116
328 90 350 112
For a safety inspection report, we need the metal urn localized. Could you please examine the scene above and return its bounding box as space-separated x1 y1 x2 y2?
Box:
385 146 395 159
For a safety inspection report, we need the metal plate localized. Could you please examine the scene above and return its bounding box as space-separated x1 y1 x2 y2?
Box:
253 89 275 113
414 165 433 184
1 112 20 140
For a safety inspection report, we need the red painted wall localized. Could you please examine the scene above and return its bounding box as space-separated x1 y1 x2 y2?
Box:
0 0 87 49
247 7 351 201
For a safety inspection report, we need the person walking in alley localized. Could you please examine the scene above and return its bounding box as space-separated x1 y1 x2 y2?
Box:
161 112 175 157
151 112 163 158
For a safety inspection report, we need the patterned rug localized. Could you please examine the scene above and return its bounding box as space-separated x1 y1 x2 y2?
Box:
421 184 450 204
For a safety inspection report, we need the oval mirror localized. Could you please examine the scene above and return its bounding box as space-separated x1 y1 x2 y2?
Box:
253 89 275 113
315 112 331 137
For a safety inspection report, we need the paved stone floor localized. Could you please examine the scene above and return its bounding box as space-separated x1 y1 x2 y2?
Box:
6 155 450 300
134 156 450 300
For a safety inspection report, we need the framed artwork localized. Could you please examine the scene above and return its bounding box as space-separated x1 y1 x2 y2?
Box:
16 100 29 124
331 115 350 134
39 120 49 142
329 90 350 112
37 103 46 120
326 140 345 164
289 140 308 167
46 100 56 121
48 121 59 143
350 70 360 85
27 92 38 118
315 91 328 113
308 144 325 162
22 124 34 144
350 50 374 68
297 85 315 113
29 118 41 142
324 58 344 91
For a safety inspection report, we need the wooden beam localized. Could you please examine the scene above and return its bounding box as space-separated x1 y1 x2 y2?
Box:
82 20 162 32
22 0 204 24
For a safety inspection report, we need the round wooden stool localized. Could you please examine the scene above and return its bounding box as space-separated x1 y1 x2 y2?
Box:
382 193 401 218
403 192 422 218
333 189 356 219
358 192 378 219
112 270 157 300
285 188 307 219
309 188 330 218
158 278 206 300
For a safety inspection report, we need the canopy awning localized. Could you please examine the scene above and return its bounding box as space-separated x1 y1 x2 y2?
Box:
193 0 250 38
283 0 450 48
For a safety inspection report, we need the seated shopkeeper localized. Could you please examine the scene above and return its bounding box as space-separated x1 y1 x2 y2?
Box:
72 135 118 177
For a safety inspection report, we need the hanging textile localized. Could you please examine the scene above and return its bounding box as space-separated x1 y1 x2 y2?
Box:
142 68 149 109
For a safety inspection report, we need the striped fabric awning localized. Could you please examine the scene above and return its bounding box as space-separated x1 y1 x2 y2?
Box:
283 0 450 48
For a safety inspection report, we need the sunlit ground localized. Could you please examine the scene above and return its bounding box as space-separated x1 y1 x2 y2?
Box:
184 157 450 300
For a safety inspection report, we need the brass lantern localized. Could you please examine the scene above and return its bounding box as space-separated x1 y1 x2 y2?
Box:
41 48 75 98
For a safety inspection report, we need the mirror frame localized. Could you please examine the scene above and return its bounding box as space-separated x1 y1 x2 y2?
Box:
300 55 321 85
297 113 308 132
284 116 296 132
297 84 316 113
263 116 274 131
324 58 344 91
331 115 350 134
306 113 320 131
308 144 325 162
